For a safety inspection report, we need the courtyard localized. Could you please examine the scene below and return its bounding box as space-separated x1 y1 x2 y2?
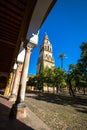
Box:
25 91 87 130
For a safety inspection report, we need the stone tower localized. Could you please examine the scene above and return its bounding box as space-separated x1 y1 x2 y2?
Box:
37 34 55 73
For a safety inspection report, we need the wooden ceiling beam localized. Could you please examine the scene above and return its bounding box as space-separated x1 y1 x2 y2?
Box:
0 12 21 25
0 34 17 41
0 1 24 17
8 0 25 10
0 37 17 44
0 26 19 36
0 39 16 47
0 28 18 37
0 6 22 21
0 19 20 32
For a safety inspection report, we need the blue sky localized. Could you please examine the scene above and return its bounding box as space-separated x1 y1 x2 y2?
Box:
28 0 87 74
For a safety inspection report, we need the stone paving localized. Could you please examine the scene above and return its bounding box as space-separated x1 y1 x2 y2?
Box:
0 94 50 130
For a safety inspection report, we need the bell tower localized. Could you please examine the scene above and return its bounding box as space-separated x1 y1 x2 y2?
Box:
37 34 55 73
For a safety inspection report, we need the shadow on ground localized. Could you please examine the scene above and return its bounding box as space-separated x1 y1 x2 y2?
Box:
26 91 87 114
0 96 34 130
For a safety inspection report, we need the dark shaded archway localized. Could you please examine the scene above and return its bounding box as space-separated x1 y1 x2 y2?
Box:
0 76 7 94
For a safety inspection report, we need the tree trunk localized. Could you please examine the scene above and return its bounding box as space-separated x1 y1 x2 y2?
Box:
68 80 75 97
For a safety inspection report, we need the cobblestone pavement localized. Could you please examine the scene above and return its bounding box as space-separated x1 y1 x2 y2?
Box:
0 94 50 130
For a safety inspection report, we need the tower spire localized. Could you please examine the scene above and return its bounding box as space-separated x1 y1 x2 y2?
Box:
44 32 49 40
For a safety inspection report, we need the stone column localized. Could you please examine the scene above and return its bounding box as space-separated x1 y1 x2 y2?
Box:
8 69 16 97
19 45 32 102
9 62 23 101
4 72 13 97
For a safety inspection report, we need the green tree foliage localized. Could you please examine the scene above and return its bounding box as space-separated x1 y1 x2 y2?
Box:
77 42 87 94
27 76 35 86
67 64 79 96
43 67 66 93
27 67 67 93
67 42 87 95
43 67 54 87
53 67 66 93
36 73 44 90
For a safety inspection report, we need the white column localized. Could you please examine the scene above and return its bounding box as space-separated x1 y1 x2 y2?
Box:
19 44 32 102
18 35 38 103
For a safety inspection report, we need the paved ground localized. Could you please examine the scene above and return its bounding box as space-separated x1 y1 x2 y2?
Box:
0 94 50 130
